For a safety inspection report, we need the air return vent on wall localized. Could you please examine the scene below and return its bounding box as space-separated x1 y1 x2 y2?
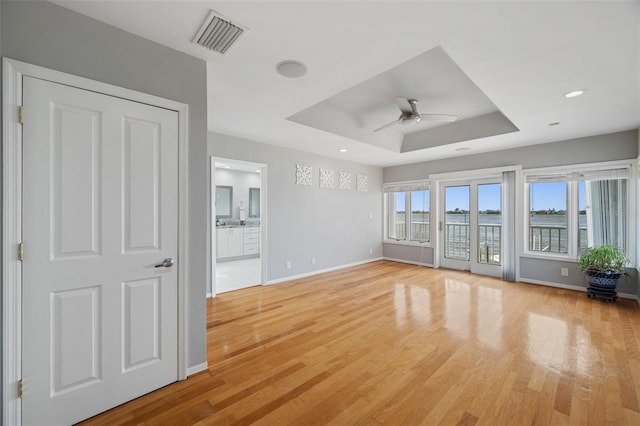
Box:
192 10 247 54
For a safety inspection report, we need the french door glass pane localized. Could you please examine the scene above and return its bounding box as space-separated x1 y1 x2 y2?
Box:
478 183 501 265
445 186 470 260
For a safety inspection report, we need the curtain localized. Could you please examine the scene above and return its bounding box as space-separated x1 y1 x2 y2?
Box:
585 179 626 249
502 170 516 281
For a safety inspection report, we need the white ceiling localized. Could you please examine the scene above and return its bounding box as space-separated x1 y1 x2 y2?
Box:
54 1 640 167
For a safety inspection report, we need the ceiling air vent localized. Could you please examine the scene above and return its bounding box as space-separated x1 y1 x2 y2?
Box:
192 10 247 55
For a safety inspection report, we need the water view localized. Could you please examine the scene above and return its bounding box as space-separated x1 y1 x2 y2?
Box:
393 211 588 261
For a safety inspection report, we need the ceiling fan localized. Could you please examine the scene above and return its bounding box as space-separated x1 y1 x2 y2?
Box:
373 97 458 132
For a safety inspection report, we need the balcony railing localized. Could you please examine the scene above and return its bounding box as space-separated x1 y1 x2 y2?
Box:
529 226 587 253
393 220 587 258
393 222 431 242
444 223 502 264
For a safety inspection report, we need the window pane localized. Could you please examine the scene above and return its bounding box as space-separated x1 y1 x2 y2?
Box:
478 183 501 265
445 186 470 260
410 190 430 242
387 192 405 240
529 182 567 253
583 178 626 251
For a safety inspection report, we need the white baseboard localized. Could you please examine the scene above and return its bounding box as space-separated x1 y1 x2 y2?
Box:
266 257 383 285
186 362 208 376
519 278 639 302
206 292 214 298
383 257 434 268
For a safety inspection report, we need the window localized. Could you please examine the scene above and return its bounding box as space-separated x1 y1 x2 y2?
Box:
529 181 568 253
526 167 629 257
384 182 430 243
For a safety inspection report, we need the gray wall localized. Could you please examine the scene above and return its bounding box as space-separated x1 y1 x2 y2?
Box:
383 244 434 266
208 132 383 288
385 130 638 182
383 130 639 295
1 1 208 368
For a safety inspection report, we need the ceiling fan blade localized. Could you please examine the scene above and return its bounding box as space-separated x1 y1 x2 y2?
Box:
394 97 414 114
420 114 458 122
373 119 400 132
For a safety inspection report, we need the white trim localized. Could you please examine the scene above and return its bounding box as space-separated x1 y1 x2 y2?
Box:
186 362 209 376
383 239 433 248
383 257 434 268
2 58 25 426
177 102 189 383
266 258 383 285
519 278 638 301
2 58 190 423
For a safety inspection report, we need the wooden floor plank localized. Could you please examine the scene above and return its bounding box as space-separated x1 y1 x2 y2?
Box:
78 260 640 425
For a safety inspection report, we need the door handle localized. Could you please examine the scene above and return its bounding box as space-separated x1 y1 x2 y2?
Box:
155 258 175 268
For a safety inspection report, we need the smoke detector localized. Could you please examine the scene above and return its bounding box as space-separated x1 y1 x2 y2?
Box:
192 10 247 55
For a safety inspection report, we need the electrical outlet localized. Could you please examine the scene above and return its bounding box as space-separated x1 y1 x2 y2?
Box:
369 212 373 219
369 248 373 255
286 261 291 270
560 267 568 276
311 257 316 265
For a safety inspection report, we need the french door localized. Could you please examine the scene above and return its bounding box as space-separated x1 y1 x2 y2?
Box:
440 179 503 277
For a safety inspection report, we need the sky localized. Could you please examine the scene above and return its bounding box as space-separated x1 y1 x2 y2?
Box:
394 181 586 212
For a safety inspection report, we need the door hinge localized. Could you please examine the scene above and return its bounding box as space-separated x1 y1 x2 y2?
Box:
17 379 23 398
18 242 24 262
18 106 24 124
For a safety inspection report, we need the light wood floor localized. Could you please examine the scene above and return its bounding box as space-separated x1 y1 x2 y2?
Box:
80 260 640 425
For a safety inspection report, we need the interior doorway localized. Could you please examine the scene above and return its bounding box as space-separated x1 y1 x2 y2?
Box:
211 157 266 295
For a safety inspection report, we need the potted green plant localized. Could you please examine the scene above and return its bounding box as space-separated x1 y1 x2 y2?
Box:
578 244 628 300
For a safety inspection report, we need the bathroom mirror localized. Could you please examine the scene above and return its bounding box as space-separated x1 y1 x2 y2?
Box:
216 185 232 218
249 187 260 218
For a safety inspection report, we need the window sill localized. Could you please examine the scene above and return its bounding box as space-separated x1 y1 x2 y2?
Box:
520 252 577 262
383 239 432 248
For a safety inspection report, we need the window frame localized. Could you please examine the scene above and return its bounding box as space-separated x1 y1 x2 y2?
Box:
522 161 635 264
383 180 433 247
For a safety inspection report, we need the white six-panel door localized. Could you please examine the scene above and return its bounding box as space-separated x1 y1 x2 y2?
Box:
21 76 179 425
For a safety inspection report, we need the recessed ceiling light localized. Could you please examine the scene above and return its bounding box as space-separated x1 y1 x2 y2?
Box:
255 169 260 173
549 122 560 126
276 60 307 78
455 147 470 152
224 166 231 169
564 89 586 98
339 148 348 153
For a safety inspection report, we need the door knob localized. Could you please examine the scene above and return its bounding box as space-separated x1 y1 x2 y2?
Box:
155 258 175 268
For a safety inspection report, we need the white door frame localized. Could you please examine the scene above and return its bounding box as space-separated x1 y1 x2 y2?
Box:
438 178 503 277
210 156 267 296
2 58 190 425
